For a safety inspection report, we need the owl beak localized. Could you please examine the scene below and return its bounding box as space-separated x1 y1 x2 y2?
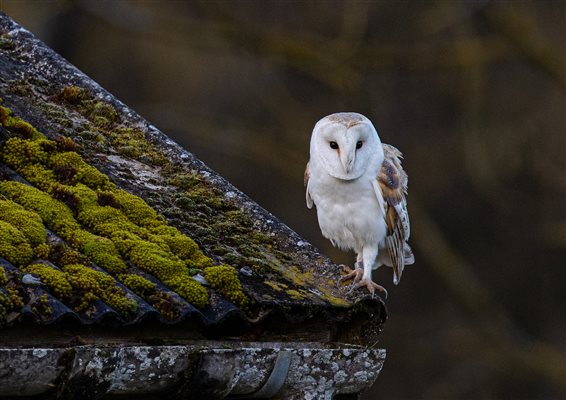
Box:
341 151 355 174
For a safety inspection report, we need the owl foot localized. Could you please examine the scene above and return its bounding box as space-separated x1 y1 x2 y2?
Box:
339 265 364 284
351 279 388 300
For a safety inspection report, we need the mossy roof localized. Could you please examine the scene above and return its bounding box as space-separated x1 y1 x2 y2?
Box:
0 13 385 338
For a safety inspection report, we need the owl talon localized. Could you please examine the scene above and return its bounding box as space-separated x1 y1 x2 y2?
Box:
353 278 388 299
339 265 364 284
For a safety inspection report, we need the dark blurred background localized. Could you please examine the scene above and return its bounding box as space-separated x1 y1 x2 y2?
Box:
2 1 564 399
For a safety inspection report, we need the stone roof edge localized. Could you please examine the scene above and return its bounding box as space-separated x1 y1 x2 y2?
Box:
0 343 385 399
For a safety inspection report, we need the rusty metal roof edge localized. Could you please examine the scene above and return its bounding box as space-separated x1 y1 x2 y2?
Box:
0 343 386 399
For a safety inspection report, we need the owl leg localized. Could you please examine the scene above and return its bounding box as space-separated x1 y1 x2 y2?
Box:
353 246 388 299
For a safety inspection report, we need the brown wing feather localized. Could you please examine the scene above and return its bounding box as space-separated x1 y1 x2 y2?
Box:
378 144 412 285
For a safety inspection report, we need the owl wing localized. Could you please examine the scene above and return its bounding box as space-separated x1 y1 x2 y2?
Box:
304 160 314 209
375 143 414 285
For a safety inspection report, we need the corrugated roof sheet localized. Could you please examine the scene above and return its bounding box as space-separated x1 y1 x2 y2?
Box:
0 12 386 336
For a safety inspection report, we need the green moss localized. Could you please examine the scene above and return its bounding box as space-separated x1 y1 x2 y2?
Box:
59 249 88 266
0 199 46 246
162 274 208 308
32 293 53 316
55 136 81 152
18 163 57 191
78 165 114 190
109 189 161 225
72 231 128 275
150 226 214 269
151 292 179 320
264 280 287 292
0 221 33 266
108 128 168 165
0 105 42 139
60 86 89 105
59 86 118 128
49 151 84 170
0 267 7 286
49 152 113 190
53 183 98 212
0 181 80 236
204 265 251 309
1 137 52 170
63 264 137 316
286 289 304 300
79 205 127 229
34 243 50 259
0 287 24 318
127 239 184 276
118 273 156 296
22 263 72 298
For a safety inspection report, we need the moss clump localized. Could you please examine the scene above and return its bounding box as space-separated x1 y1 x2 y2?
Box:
63 264 137 316
118 238 208 307
0 287 24 318
161 274 208 308
60 86 118 128
0 199 46 246
0 138 114 192
286 289 304 301
22 264 72 299
60 86 89 105
108 128 168 165
34 244 50 259
118 274 156 296
108 189 161 225
0 181 80 236
32 293 53 316
59 249 88 266
0 267 8 286
18 163 57 191
55 136 81 152
151 292 179 320
0 221 34 267
70 230 128 275
0 137 53 170
204 265 251 309
0 105 42 139
264 280 287 292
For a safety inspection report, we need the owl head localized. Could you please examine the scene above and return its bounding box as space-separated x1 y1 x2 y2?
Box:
310 112 384 181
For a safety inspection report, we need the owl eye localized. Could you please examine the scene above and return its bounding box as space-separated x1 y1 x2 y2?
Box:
329 141 339 150
356 141 363 149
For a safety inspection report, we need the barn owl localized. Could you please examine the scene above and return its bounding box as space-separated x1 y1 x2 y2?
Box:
305 112 414 298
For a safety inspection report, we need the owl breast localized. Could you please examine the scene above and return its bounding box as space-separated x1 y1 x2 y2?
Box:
309 170 387 253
